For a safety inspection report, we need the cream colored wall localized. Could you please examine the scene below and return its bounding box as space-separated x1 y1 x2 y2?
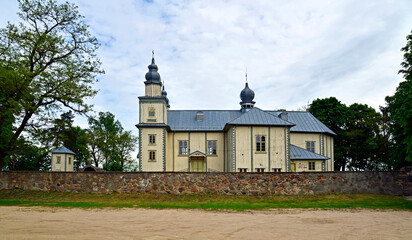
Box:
235 126 251 171
252 127 268 171
290 133 320 154
293 160 323 172
234 126 288 172
224 131 230 172
206 132 224 172
140 102 166 124
290 132 334 171
145 84 162 97
166 132 225 172
140 128 164 171
166 132 174 171
269 127 287 171
324 135 334 171
51 153 74 172
172 132 189 171
190 132 205 154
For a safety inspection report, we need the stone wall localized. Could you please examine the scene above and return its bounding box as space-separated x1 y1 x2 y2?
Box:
0 171 411 195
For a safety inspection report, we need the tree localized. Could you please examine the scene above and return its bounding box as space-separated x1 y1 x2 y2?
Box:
88 112 137 171
309 98 391 171
7 137 50 171
309 97 348 170
385 31 412 168
0 0 103 168
345 103 382 170
113 131 138 170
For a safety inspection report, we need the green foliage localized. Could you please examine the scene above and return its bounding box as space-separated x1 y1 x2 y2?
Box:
7 138 50 171
385 31 412 168
345 103 383 170
88 112 138 171
309 97 348 170
0 0 103 168
309 98 391 170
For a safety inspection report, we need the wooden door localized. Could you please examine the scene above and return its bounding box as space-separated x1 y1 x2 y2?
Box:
191 157 205 172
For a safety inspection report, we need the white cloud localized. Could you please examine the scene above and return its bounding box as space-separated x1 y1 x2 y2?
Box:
1 0 411 150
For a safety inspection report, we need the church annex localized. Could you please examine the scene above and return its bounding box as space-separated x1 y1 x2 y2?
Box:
136 55 335 172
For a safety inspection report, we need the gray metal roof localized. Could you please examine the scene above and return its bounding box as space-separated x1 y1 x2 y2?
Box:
167 110 242 131
52 146 75 155
268 111 336 135
290 144 329 160
228 108 294 126
165 109 335 134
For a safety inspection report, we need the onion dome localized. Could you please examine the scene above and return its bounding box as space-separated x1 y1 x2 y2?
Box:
162 85 170 108
144 53 162 85
240 82 255 103
240 82 255 112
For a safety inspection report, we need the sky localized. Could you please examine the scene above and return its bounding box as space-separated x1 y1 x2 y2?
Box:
1 0 411 158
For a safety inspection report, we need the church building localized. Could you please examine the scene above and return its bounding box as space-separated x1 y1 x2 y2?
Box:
136 55 335 172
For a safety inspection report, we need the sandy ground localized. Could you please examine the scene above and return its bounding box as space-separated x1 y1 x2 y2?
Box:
0 206 411 240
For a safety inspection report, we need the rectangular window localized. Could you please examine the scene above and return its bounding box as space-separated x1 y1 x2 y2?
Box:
207 140 217 155
256 136 266 152
56 156 61 164
272 168 281 172
309 162 315 170
149 151 156 161
256 168 265 173
68 157 71 165
149 135 156 144
238 168 248 172
179 141 188 155
306 141 315 153
149 110 155 117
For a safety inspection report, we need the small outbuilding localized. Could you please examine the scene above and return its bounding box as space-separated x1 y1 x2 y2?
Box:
51 146 75 172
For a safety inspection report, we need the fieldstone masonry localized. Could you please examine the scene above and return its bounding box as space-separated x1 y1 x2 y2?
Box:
0 171 411 195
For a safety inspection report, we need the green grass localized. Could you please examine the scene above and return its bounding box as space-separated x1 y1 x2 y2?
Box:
0 190 411 211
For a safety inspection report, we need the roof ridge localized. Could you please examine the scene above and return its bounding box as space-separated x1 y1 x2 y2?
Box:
227 107 263 124
264 111 296 125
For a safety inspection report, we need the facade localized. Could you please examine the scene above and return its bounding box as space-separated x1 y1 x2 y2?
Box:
137 56 335 172
51 146 75 172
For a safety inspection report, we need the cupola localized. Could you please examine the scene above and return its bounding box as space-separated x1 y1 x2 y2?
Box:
144 51 162 85
240 82 255 112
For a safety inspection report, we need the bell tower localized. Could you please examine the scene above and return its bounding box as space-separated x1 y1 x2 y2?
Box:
137 51 168 171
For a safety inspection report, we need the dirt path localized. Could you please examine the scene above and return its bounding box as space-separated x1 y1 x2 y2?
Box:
0 206 411 240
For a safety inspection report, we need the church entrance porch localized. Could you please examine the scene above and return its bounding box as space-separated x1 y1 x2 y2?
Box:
189 151 207 172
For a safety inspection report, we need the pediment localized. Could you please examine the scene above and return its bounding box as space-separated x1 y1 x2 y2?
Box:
189 151 206 157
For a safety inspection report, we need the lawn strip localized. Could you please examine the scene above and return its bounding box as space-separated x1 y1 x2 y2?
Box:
0 190 411 211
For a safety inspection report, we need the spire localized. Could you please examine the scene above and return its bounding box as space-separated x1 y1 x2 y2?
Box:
145 50 162 85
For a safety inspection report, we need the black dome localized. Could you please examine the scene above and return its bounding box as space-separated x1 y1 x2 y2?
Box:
144 57 161 84
162 85 170 108
240 82 255 103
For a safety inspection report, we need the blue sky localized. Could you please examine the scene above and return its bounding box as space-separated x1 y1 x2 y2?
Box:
1 0 411 160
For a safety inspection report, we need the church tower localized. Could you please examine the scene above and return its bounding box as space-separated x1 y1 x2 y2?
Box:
137 52 168 171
